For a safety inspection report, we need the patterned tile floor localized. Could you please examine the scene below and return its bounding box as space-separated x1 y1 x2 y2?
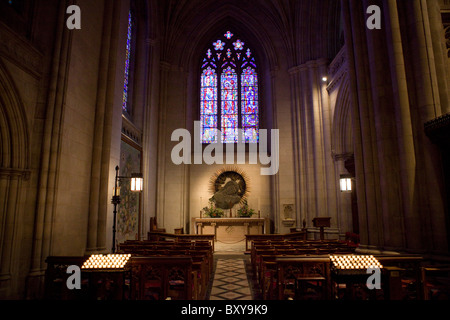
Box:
209 258 252 300
206 251 262 300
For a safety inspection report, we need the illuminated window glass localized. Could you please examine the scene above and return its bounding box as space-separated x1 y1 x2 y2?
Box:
241 67 259 143
200 31 259 143
122 11 133 114
200 67 218 143
221 66 238 143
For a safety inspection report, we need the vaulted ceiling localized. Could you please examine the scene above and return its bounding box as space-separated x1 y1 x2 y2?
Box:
140 0 344 69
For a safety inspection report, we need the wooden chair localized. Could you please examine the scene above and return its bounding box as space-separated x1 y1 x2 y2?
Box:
150 217 166 233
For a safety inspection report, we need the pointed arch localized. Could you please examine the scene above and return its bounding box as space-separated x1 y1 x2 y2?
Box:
199 29 260 144
332 74 353 157
0 61 30 171
178 11 278 72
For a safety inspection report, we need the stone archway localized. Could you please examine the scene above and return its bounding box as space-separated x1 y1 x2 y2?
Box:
0 61 30 298
332 74 359 235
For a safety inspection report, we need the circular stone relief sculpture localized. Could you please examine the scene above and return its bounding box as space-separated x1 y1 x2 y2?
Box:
212 171 247 209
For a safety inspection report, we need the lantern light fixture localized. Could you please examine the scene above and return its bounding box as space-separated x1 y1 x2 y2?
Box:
111 166 143 253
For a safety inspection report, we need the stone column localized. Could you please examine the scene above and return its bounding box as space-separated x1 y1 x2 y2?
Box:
289 58 339 238
365 0 406 251
29 0 72 281
141 37 160 240
83 0 125 254
85 0 115 254
425 0 449 114
0 171 27 298
407 0 449 253
288 65 307 232
342 0 449 254
342 0 384 250
409 0 442 120
155 61 171 229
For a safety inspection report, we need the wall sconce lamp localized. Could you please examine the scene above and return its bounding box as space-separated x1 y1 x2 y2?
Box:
340 175 353 192
111 165 143 253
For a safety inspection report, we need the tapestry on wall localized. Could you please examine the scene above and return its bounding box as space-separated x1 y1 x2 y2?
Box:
118 139 141 244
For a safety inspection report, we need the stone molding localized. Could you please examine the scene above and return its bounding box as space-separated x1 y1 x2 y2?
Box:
122 114 143 146
327 46 347 91
0 22 43 79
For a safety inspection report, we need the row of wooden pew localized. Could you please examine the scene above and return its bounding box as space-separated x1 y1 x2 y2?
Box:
247 238 446 300
117 239 214 300
249 239 356 299
44 239 215 301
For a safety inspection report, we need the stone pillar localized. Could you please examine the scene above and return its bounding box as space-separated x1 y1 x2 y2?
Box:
289 58 339 237
342 0 449 254
0 171 27 298
342 0 384 250
425 0 449 114
365 0 406 251
85 0 115 254
155 61 171 229
406 0 449 253
28 0 72 283
141 37 160 240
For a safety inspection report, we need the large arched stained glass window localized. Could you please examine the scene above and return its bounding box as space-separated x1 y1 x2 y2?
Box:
200 31 259 143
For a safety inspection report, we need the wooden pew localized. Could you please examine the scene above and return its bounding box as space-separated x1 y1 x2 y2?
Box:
245 232 306 251
148 231 215 251
117 239 214 299
129 256 194 300
45 253 207 300
276 256 332 300
250 240 355 279
421 265 450 300
44 256 86 300
376 255 423 300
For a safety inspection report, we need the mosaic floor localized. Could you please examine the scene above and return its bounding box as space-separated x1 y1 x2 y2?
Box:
206 252 262 300
209 258 252 300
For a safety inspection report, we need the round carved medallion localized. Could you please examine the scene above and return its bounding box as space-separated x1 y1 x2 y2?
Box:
209 167 250 209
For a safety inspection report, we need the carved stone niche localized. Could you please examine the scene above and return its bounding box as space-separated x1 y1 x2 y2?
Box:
282 204 296 227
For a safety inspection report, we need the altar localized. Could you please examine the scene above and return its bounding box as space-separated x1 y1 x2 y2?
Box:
192 217 269 242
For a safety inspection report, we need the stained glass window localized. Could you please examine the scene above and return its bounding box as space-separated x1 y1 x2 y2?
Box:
200 67 218 143
122 11 133 114
241 67 259 143
221 67 238 143
200 31 259 143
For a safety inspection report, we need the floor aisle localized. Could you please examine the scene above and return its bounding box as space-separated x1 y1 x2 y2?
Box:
204 240 263 300
209 256 252 300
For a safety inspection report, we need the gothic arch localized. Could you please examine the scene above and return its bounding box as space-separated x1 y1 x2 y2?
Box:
0 61 30 171
332 75 353 158
0 60 30 299
177 8 279 72
176 13 279 135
